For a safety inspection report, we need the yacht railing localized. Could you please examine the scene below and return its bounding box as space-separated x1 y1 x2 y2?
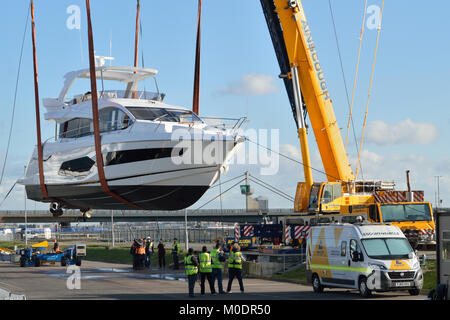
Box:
202 116 248 134
67 90 165 105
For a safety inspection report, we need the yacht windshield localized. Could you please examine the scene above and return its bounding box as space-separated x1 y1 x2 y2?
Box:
126 107 202 123
380 203 431 223
362 238 412 260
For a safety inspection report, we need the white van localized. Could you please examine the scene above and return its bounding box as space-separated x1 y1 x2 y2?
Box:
306 222 423 297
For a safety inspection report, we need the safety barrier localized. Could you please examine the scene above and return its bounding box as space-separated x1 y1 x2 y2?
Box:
0 287 26 300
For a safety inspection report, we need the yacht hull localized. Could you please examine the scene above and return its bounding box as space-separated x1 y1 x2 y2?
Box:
23 137 241 211
26 184 209 210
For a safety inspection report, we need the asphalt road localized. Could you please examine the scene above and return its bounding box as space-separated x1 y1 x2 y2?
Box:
0 260 426 300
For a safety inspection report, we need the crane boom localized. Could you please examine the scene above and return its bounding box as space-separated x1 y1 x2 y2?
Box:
261 0 354 182
260 0 435 248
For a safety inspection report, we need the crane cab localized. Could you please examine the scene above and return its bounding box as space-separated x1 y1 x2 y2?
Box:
295 181 372 214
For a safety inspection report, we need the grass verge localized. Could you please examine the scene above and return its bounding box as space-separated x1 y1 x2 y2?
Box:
85 244 185 267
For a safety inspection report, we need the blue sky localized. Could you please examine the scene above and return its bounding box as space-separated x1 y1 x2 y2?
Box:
0 0 448 211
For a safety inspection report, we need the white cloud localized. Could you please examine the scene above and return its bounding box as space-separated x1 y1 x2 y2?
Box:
366 118 438 145
219 73 278 96
280 144 301 160
349 150 449 206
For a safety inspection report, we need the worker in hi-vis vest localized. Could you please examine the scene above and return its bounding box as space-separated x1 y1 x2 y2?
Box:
145 237 154 268
211 242 226 294
226 242 245 293
172 238 181 270
199 246 216 295
184 248 199 298
136 238 146 270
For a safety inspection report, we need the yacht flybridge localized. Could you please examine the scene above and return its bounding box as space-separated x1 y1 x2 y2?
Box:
21 65 245 214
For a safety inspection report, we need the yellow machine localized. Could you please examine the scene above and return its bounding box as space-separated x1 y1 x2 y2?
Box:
260 0 434 246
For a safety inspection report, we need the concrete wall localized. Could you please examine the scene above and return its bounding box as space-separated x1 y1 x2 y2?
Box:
223 261 282 278
246 261 282 278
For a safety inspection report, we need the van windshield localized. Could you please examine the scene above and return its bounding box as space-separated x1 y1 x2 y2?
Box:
361 238 412 260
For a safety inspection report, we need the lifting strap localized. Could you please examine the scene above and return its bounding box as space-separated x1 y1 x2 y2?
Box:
85 0 146 210
133 0 140 99
30 0 48 200
192 0 202 115
31 1 84 211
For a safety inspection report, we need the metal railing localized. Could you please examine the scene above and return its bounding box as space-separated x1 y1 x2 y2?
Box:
202 116 248 133
68 90 165 105
99 226 234 244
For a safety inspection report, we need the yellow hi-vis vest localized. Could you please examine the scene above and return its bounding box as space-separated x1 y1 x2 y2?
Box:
210 249 223 269
199 252 212 273
184 255 198 276
172 242 181 254
228 251 242 269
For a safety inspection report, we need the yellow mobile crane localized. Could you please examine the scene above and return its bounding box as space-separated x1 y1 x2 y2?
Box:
260 0 434 247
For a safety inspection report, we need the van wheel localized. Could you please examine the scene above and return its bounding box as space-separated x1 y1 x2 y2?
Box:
408 289 420 296
312 274 323 293
34 257 41 267
358 277 371 298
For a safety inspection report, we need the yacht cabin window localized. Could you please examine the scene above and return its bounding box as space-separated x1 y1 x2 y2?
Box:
58 107 132 139
126 107 202 123
99 107 132 132
59 118 92 139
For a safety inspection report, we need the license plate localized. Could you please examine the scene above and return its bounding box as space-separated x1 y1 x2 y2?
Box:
395 281 412 287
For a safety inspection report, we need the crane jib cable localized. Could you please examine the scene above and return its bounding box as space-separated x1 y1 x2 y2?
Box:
245 137 341 182
209 173 245 189
356 0 385 179
345 0 368 155
0 2 30 188
191 178 246 214
248 178 294 202
328 0 361 172
248 173 294 201
0 181 17 208
249 178 294 203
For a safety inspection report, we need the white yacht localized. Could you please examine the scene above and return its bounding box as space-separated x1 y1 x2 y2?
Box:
21 65 245 213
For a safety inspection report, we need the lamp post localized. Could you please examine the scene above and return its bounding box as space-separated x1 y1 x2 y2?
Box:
435 175 442 212
24 166 28 246
111 209 115 247
184 209 189 251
